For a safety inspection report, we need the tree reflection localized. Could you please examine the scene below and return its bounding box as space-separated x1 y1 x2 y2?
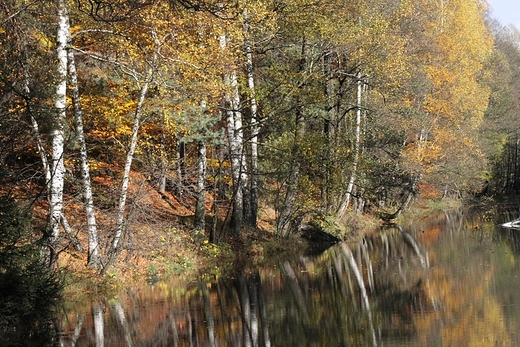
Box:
60 209 519 346
59 230 429 347
93 302 104 347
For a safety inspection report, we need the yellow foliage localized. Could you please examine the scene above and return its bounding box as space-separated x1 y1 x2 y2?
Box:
398 0 492 189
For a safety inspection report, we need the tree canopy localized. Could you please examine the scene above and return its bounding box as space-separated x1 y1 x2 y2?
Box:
0 0 518 271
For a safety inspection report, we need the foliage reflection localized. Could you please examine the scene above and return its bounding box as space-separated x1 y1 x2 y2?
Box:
61 209 520 346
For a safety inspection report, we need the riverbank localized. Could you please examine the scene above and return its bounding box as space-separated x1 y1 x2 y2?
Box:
59 206 520 347
61 227 306 302
61 207 382 301
60 192 469 302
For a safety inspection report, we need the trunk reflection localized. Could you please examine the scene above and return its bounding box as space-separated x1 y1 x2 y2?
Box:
60 208 520 346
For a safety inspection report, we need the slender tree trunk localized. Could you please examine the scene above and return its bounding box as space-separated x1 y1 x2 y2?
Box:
276 38 309 237
48 0 69 265
159 128 167 194
111 80 149 252
337 73 363 220
243 8 259 227
323 70 337 213
194 101 207 231
68 43 101 269
229 70 245 236
194 140 207 231
15 10 82 254
177 140 186 189
382 173 420 221
110 30 160 260
506 146 512 193
241 144 252 229
513 139 520 194
276 107 305 237
220 34 245 236
381 125 426 219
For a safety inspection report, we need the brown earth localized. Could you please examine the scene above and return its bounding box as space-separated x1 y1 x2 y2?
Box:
46 170 307 299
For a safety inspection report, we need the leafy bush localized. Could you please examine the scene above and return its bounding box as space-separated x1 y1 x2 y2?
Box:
0 195 62 347
310 213 351 240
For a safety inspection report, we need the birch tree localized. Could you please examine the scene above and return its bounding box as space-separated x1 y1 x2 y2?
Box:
47 0 69 265
111 50 156 254
194 140 207 231
242 6 264 227
70 11 163 260
220 32 247 236
194 101 208 232
336 73 364 220
67 23 101 269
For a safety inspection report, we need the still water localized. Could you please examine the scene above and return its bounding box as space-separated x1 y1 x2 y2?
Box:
60 207 520 346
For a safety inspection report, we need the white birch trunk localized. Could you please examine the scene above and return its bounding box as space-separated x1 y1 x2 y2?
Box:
337 73 363 220
243 9 259 227
29 116 51 186
68 45 101 269
49 0 69 261
159 131 167 194
194 140 207 231
220 34 245 236
112 81 148 251
195 101 207 231
230 69 245 236
20 21 82 254
107 28 160 262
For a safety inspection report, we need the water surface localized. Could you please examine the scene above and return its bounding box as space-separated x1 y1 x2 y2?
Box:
60 208 520 346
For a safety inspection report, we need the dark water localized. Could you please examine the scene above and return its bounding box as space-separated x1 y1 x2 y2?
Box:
59 207 520 346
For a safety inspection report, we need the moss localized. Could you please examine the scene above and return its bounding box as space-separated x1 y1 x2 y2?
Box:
311 211 379 242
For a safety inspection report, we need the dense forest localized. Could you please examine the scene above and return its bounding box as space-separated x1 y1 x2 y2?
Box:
1 0 520 275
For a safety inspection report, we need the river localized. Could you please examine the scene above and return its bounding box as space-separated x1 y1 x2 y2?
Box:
58 207 520 346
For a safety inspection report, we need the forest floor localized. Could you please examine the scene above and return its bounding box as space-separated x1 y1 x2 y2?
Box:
28 168 465 301
56 169 373 301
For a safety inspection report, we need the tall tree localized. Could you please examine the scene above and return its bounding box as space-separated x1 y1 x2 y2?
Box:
47 0 69 265
110 27 160 253
67 10 101 269
402 0 492 198
482 22 520 194
220 31 247 236
242 7 259 227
